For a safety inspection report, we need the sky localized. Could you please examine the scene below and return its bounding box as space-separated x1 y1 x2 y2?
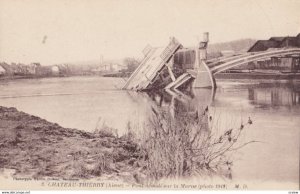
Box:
0 0 300 65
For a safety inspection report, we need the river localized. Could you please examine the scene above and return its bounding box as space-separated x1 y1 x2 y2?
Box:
0 76 299 188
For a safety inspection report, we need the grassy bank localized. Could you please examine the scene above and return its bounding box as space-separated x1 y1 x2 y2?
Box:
0 106 255 184
0 106 143 183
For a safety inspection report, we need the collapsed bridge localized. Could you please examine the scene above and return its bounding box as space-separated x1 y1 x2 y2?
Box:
122 34 300 91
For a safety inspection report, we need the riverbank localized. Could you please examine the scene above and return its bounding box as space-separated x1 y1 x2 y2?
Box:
0 104 256 185
0 75 65 80
0 106 145 183
1 71 300 82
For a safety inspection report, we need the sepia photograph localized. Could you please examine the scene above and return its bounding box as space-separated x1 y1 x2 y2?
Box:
0 0 299 191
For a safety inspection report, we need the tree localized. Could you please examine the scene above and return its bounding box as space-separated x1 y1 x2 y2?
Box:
123 57 139 73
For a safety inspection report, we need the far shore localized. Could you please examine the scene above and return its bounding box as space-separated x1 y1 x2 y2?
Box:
1 71 300 82
215 72 300 80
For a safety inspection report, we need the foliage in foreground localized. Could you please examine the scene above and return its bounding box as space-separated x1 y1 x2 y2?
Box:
134 106 256 183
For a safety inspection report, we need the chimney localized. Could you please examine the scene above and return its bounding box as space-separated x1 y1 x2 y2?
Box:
199 32 209 60
203 32 209 42
199 32 209 49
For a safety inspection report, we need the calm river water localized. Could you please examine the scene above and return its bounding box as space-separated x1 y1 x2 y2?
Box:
0 76 299 187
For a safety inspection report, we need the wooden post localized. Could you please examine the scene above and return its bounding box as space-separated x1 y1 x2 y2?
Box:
166 56 176 82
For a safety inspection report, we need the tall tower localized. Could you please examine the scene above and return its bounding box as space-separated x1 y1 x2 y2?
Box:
193 32 216 88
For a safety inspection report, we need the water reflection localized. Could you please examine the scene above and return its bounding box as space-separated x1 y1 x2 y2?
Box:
138 83 300 183
248 84 300 107
0 77 298 185
146 88 215 118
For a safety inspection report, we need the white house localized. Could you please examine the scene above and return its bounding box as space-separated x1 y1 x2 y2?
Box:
0 66 6 75
51 66 60 75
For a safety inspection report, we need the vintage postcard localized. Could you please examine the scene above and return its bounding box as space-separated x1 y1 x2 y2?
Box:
0 0 299 191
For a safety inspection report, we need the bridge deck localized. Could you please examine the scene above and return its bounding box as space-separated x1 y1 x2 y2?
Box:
122 38 182 91
209 48 300 74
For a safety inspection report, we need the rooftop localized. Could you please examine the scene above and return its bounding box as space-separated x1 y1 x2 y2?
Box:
248 33 300 52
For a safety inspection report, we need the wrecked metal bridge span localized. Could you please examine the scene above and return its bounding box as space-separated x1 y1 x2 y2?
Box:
122 34 214 91
122 33 300 91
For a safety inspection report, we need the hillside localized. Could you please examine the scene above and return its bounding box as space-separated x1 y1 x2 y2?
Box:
208 39 257 53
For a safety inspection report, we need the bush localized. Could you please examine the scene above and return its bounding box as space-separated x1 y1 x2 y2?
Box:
138 106 256 182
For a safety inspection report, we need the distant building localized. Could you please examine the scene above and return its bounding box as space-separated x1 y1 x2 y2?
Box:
110 64 126 71
0 63 12 75
247 40 279 52
36 66 53 76
26 63 41 75
94 63 125 72
0 65 6 75
248 33 300 52
238 33 300 72
51 66 60 75
279 36 300 48
11 63 26 75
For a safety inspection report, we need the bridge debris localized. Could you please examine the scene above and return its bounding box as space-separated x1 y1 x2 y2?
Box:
122 32 300 91
165 72 194 90
122 33 216 91
122 37 182 91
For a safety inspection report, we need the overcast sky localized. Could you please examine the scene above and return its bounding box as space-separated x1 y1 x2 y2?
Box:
0 0 299 65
